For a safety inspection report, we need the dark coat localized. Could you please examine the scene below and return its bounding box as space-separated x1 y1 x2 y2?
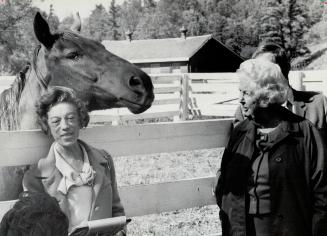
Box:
234 89 327 143
216 109 327 236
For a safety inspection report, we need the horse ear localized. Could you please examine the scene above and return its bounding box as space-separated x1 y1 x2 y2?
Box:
70 12 81 33
34 12 57 49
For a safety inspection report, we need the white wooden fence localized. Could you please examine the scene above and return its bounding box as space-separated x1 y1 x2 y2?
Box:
0 118 233 235
1 70 326 123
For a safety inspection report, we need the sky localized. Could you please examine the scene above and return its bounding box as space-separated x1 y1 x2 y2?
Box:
33 0 125 20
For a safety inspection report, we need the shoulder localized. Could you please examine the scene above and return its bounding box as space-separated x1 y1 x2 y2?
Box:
294 89 327 104
37 147 56 178
233 119 251 133
23 144 56 179
98 149 114 163
228 119 251 142
291 117 319 140
79 140 114 167
234 105 245 127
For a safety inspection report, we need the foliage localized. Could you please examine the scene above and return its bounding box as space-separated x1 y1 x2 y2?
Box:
47 4 60 32
0 0 325 74
282 0 311 58
0 0 39 74
108 0 121 40
259 0 311 59
58 14 75 31
85 4 110 41
118 0 143 37
259 0 285 46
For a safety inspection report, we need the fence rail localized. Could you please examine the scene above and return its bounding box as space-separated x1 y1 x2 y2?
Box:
1 70 326 123
0 119 233 235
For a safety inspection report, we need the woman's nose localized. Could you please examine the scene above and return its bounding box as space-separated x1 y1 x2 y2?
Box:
239 92 245 103
60 119 69 130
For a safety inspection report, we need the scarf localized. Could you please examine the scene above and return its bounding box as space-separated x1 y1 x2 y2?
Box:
53 142 96 195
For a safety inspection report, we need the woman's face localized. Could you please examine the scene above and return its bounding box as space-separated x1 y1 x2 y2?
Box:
47 102 80 148
239 79 256 118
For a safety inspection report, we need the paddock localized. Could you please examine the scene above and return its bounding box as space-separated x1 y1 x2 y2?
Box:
1 70 326 122
0 118 233 235
0 71 326 234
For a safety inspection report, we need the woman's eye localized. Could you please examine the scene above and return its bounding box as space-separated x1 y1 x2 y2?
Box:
50 120 60 126
66 52 80 60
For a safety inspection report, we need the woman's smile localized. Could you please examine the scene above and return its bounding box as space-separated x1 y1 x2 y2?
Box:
47 102 80 147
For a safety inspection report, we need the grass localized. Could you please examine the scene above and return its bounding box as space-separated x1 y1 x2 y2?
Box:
112 148 224 236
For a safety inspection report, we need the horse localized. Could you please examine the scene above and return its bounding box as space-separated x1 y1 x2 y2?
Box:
0 12 154 200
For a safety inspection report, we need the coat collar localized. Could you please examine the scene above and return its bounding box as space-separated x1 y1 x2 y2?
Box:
37 140 109 177
236 110 300 158
37 140 111 217
78 139 109 165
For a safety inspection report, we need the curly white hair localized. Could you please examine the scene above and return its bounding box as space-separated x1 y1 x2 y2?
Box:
237 59 289 107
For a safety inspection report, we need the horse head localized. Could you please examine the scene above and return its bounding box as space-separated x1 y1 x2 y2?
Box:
33 12 154 114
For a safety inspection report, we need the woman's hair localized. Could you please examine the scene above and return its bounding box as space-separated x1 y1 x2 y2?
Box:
0 191 68 236
36 86 90 134
252 43 290 79
237 59 289 108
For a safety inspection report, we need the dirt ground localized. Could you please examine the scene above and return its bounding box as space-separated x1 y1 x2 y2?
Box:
113 148 224 236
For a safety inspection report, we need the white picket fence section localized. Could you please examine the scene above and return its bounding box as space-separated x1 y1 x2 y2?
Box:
1 70 326 123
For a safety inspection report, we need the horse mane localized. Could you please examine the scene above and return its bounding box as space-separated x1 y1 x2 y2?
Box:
0 62 30 130
0 32 84 131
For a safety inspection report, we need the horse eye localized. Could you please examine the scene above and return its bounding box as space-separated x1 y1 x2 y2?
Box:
66 52 80 60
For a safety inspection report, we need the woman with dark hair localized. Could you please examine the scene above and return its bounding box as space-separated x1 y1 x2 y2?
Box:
23 86 126 235
216 59 327 236
0 191 68 236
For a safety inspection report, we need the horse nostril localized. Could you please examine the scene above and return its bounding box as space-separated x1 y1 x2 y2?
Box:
129 76 143 87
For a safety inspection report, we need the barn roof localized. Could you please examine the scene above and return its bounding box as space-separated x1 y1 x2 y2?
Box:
102 34 238 63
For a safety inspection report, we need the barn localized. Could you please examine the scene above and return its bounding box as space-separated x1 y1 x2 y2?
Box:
102 30 243 74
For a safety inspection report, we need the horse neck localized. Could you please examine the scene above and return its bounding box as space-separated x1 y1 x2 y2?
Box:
18 47 48 130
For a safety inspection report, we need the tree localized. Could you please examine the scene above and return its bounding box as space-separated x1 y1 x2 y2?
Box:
133 9 177 39
143 0 156 11
282 0 310 58
59 14 75 31
0 0 39 74
87 4 110 41
217 0 234 18
224 20 246 55
108 0 121 40
206 13 228 42
47 4 60 32
259 0 310 59
118 0 143 37
259 0 285 46
182 8 208 36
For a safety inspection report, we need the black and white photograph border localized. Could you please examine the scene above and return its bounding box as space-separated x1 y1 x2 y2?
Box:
0 0 327 235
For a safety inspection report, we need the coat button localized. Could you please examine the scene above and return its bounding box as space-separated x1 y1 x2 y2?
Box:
95 206 99 211
275 157 282 163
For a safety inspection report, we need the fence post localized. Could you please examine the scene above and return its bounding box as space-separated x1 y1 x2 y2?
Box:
323 78 327 96
289 71 304 91
180 74 189 121
173 76 181 122
111 109 120 126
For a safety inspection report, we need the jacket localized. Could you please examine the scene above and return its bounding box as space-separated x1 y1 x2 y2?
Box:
234 89 327 143
23 140 125 221
216 109 327 236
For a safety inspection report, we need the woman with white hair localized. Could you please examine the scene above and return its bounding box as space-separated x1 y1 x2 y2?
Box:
215 59 327 236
